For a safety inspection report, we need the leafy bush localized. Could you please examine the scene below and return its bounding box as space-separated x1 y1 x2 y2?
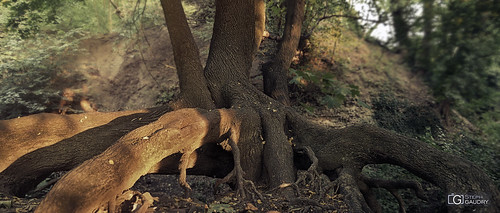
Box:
289 66 365 109
0 31 83 119
372 94 442 138
0 0 166 119
265 0 352 38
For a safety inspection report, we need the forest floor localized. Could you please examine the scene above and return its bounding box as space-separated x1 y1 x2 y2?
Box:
0 24 453 213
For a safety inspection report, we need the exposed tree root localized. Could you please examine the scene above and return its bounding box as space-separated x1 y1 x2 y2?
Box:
293 146 321 195
286 110 500 212
359 176 427 213
32 108 253 212
362 176 428 201
215 139 263 201
104 190 157 213
0 105 498 212
0 106 172 196
178 151 196 197
334 168 373 213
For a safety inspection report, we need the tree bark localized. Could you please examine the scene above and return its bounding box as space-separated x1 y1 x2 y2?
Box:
204 0 255 107
263 0 305 106
160 0 215 109
34 108 255 212
390 0 411 54
286 111 500 212
0 107 171 196
419 0 434 72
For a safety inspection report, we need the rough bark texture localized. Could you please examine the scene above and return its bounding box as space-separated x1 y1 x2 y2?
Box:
204 0 255 106
0 107 171 196
0 110 145 172
160 0 215 109
286 111 500 212
262 0 305 106
390 0 411 54
34 108 256 212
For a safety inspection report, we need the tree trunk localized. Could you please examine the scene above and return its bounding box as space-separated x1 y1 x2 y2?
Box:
160 0 214 109
390 0 411 54
419 0 434 72
263 0 306 106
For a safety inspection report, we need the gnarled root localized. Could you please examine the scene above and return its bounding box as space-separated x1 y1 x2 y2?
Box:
215 139 263 200
104 190 157 213
293 146 322 195
178 151 196 197
359 175 428 213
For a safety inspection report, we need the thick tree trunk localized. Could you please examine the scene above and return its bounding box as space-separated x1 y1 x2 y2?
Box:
160 0 214 109
204 0 255 106
263 0 305 106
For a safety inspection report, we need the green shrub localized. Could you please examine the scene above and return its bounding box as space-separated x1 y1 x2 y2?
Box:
289 66 365 109
0 32 82 119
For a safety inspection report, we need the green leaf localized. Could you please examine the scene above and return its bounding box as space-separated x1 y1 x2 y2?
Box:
322 95 343 108
349 84 360 97
300 102 315 115
208 204 235 213
357 100 371 109
289 76 304 85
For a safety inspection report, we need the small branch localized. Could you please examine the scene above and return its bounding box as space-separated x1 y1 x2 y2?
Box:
389 189 407 213
108 0 123 19
293 146 321 194
333 168 372 212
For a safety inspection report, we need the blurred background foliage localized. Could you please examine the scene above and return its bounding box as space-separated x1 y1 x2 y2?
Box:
0 0 165 119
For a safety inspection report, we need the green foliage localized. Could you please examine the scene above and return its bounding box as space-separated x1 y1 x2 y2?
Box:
265 0 286 36
185 0 215 25
1 0 68 37
156 87 178 105
289 67 364 108
265 0 352 37
1 0 165 38
372 95 499 187
0 31 83 119
0 0 166 119
372 94 442 137
207 203 235 213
